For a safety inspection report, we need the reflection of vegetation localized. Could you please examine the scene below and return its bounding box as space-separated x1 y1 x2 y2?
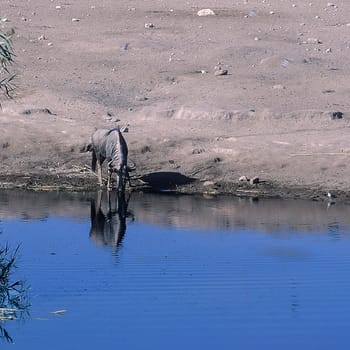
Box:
0 244 30 343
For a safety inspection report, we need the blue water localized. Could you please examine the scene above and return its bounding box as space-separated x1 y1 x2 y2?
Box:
1 191 350 349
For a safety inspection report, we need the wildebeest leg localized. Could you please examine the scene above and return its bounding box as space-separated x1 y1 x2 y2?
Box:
107 166 113 191
107 189 112 211
96 159 103 187
117 172 122 192
117 166 127 192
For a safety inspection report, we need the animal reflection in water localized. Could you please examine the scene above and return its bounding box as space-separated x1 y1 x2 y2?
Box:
90 190 134 248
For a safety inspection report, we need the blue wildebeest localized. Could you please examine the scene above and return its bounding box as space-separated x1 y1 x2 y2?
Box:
86 128 130 191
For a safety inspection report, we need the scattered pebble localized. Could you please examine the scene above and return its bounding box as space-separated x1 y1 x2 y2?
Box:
197 9 216 16
121 43 129 51
214 68 228 76
273 84 286 90
248 10 257 17
141 146 151 153
327 2 337 8
322 89 335 93
135 96 148 101
331 111 343 120
239 176 250 182
203 181 215 187
192 148 205 154
144 23 155 29
327 192 337 199
305 38 322 44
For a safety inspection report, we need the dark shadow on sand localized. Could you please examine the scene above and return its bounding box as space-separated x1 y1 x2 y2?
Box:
140 172 196 191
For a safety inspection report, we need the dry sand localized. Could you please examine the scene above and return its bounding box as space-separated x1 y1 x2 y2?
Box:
1 0 350 201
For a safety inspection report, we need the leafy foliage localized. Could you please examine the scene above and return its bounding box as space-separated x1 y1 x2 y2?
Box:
0 244 30 343
0 30 15 100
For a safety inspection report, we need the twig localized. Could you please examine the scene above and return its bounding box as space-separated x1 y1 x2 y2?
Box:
190 165 214 177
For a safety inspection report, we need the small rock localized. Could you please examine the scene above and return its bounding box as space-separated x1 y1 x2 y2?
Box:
273 84 286 90
327 192 337 199
325 48 332 53
141 145 151 153
38 34 46 41
121 43 129 51
306 38 322 44
214 68 228 76
192 148 205 154
203 181 215 187
47 42 53 47
135 96 148 101
2 18 9 22
21 108 54 115
55 6 61 9
197 9 216 16
144 23 155 29
250 177 260 185
72 18 80 22
331 111 343 120
239 176 250 182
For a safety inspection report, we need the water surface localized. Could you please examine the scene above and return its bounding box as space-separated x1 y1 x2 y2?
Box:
0 190 350 349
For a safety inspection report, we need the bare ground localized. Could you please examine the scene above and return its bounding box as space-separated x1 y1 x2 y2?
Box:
1 0 350 201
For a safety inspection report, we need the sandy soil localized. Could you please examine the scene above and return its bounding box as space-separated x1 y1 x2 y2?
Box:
1 0 350 200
